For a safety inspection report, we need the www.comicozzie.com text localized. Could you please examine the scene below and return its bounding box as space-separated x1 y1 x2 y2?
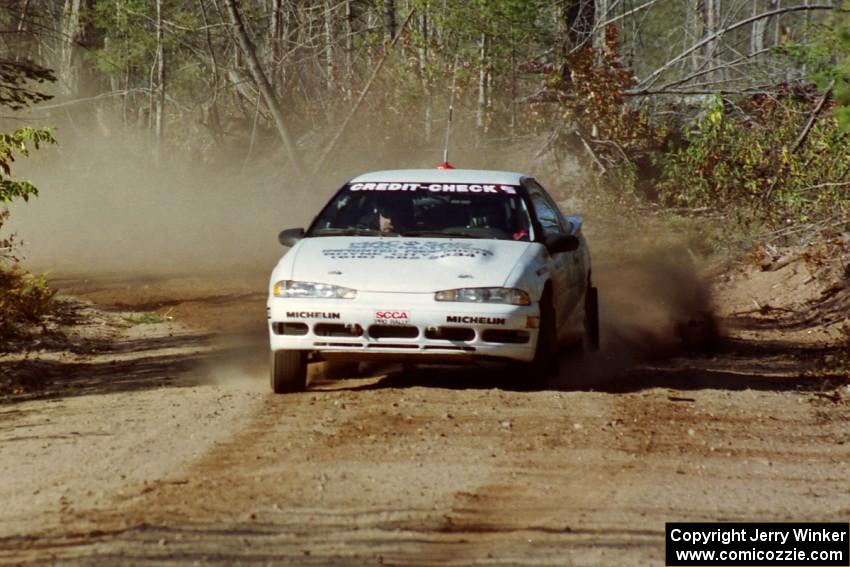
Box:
670 526 848 546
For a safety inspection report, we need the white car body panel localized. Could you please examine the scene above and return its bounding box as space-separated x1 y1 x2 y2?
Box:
267 168 590 365
284 237 534 293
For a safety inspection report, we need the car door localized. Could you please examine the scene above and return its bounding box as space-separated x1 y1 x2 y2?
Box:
523 179 573 336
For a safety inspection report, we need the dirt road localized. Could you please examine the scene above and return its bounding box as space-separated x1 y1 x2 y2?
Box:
1 260 848 565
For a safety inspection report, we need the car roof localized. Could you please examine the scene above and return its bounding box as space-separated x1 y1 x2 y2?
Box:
349 169 526 185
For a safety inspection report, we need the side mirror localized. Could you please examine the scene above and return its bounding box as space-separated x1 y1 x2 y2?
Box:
546 234 580 254
278 227 305 247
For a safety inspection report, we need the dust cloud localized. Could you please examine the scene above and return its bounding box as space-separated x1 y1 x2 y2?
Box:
8 123 332 276
599 250 716 346
191 332 269 390
7 116 567 277
7 113 719 379
555 243 719 389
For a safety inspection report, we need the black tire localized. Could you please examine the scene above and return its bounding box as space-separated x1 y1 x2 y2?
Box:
583 285 600 352
520 293 558 389
270 350 307 393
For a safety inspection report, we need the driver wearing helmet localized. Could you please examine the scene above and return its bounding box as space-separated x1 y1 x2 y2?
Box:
375 198 413 234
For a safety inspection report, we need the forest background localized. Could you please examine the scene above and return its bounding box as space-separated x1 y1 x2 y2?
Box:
0 0 848 333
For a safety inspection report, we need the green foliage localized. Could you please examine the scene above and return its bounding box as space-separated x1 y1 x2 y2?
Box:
0 262 55 339
0 128 56 203
430 0 549 52
123 312 167 325
656 90 850 224
778 2 850 130
555 26 666 192
0 61 57 341
1 206 55 338
0 60 55 110
561 28 661 151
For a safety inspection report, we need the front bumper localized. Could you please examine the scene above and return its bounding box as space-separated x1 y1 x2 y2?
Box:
267 291 538 363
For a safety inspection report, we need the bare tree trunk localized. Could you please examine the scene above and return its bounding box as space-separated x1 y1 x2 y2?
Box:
324 0 334 93
344 0 353 99
223 0 302 174
384 0 396 41
476 33 487 133
562 0 595 53
417 7 431 142
685 0 702 72
13 0 33 61
154 0 165 164
61 0 100 97
593 0 609 52
199 0 223 146
703 0 721 79
269 0 283 73
280 1 293 95
313 8 415 175
637 2 834 90
751 1 766 55
510 42 517 132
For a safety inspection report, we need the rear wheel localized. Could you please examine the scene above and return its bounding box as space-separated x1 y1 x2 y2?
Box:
270 350 307 393
583 284 600 352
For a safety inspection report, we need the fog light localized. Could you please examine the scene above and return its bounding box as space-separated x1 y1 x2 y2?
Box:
526 316 540 329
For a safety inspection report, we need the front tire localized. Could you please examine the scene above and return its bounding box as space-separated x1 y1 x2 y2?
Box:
583 285 600 352
519 293 558 389
270 350 307 393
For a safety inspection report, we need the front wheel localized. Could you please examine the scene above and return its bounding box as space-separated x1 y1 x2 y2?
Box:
270 350 307 393
518 295 558 389
583 285 600 352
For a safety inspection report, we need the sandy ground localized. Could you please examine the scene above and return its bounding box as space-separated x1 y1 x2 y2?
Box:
0 252 848 565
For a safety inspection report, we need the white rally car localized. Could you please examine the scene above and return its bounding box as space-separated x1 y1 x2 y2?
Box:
267 168 598 392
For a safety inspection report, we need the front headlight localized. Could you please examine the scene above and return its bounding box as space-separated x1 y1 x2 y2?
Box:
273 280 357 299
434 287 531 306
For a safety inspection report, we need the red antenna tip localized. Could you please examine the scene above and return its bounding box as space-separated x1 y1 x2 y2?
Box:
436 162 455 170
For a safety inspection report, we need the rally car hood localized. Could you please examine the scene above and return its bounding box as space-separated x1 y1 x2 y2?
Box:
286 236 533 293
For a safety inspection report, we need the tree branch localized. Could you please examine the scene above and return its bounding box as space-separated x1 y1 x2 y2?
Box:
649 48 774 92
790 79 835 154
311 8 416 176
637 4 834 90
223 0 302 174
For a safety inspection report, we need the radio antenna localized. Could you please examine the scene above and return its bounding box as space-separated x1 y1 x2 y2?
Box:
439 55 459 169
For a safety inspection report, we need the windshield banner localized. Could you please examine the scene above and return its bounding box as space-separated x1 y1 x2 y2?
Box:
349 182 518 195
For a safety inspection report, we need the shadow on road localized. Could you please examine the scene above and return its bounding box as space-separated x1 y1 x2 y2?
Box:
314 335 847 395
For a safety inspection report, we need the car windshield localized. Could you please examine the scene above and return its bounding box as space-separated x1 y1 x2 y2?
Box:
310 182 534 241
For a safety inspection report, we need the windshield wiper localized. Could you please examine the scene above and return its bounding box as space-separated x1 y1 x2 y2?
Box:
401 230 481 239
311 227 385 237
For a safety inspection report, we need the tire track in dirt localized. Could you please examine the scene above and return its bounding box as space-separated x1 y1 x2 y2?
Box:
21 363 670 565
4 273 848 565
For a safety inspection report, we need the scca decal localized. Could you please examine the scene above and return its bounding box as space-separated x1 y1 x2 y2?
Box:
446 315 507 325
349 182 518 195
375 311 409 319
286 311 341 319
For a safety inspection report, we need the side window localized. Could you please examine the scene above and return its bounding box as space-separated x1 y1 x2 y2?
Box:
526 181 563 237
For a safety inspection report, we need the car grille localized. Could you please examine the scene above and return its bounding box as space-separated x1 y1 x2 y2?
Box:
314 323 362 337
481 329 530 344
278 320 528 350
273 322 308 336
368 325 419 339
424 326 475 341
